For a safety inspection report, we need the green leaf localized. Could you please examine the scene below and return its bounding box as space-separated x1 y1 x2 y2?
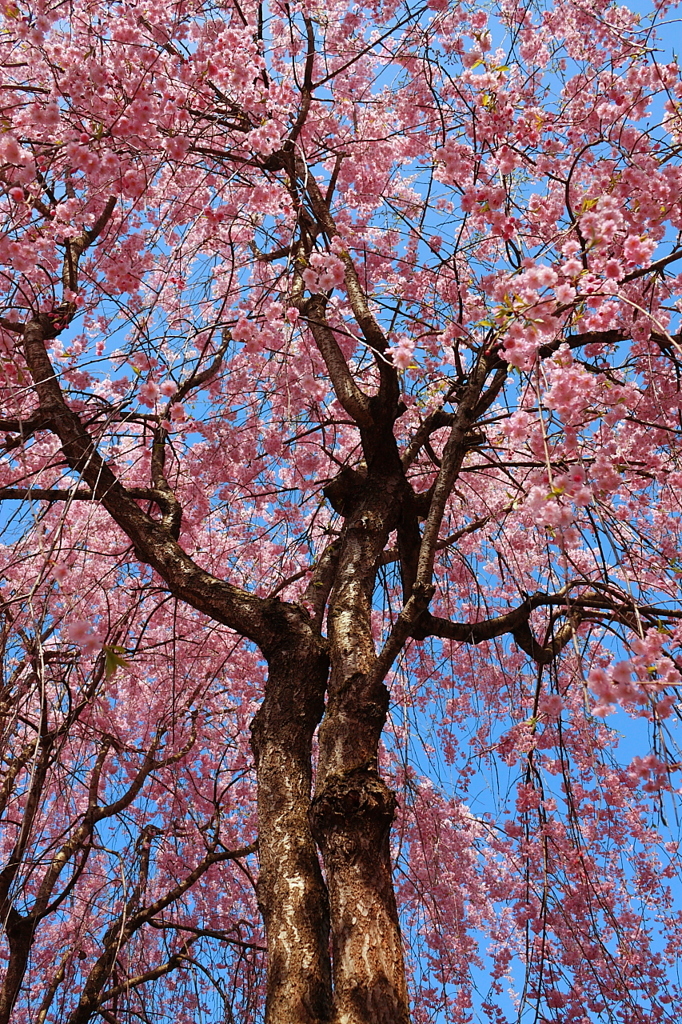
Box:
103 645 130 679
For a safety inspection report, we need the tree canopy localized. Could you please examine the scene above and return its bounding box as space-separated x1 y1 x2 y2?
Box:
2 0 682 1021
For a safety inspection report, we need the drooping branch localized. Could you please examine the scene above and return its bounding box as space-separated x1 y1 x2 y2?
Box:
65 842 257 1024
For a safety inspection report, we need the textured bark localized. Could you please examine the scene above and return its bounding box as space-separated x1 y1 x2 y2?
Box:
251 630 333 1024
312 769 408 1024
312 449 411 1024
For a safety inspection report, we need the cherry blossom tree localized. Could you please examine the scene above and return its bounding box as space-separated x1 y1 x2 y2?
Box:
2 0 682 1020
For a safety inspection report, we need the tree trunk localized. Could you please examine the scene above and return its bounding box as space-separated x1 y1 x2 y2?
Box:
312 749 408 1024
312 463 411 1024
251 630 333 1024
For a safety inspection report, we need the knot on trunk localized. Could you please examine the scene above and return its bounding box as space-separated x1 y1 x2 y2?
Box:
323 463 367 515
310 769 396 856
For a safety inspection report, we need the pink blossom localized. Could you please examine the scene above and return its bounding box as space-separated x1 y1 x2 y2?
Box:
302 253 346 293
604 259 623 279
138 381 160 407
561 257 583 278
121 168 146 197
66 620 103 656
622 235 655 265
248 121 283 156
539 693 564 716
299 373 327 401
0 134 30 165
232 317 258 345
162 136 189 160
555 282 576 303
388 336 416 370
503 410 532 442
497 145 520 174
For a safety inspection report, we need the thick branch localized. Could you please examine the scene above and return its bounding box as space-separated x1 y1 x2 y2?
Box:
413 588 682 662
0 411 49 434
299 163 391 359
148 919 266 951
538 328 682 360
20 317 285 649
401 409 454 469
301 537 342 629
302 296 373 427
97 941 194 1007
619 246 682 284
62 195 117 294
